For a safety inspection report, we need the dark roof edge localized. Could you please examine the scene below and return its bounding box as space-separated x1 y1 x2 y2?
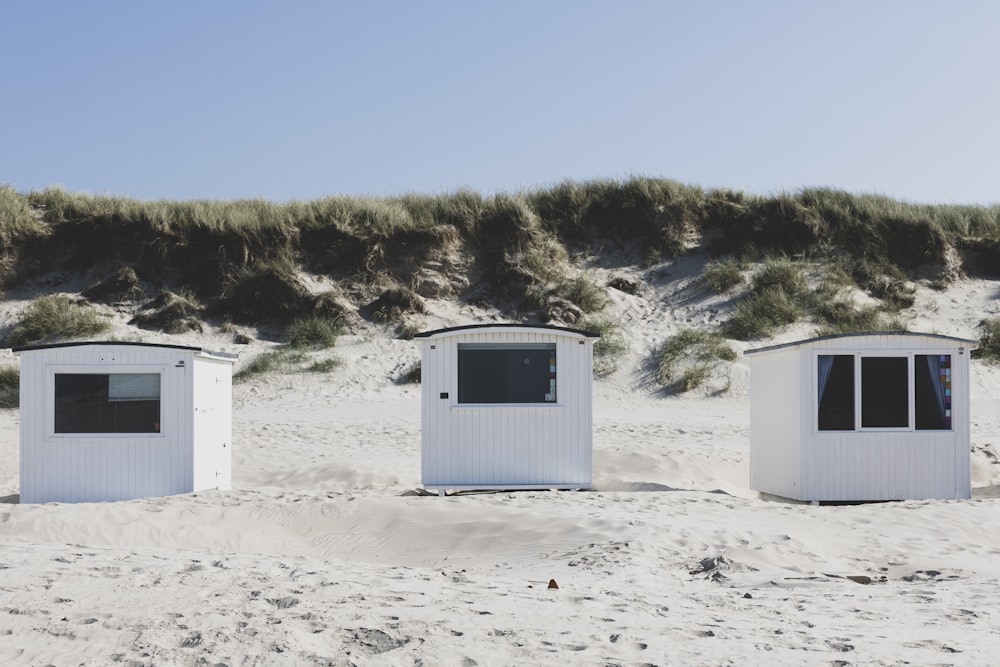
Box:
745 331 979 356
414 323 600 338
11 341 238 359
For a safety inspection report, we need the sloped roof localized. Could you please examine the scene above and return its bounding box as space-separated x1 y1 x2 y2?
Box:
415 323 600 339
11 341 238 360
744 331 978 356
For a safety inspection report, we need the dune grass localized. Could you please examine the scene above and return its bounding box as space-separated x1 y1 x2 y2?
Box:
234 346 345 381
657 329 737 392
719 257 811 339
0 185 44 239
0 366 19 408
722 288 793 341
233 349 309 382
749 257 808 298
6 295 111 347
701 260 743 292
578 316 628 377
129 290 204 334
396 361 422 384
4 180 997 332
719 252 918 340
366 286 426 323
234 313 346 382
22 181 1000 274
813 301 908 337
972 318 1000 363
723 287 806 341
557 275 609 313
285 315 344 349
395 322 422 341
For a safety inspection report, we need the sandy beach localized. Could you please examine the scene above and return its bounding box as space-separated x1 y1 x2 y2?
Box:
0 265 999 666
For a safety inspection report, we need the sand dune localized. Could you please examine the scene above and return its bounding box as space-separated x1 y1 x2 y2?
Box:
0 273 999 665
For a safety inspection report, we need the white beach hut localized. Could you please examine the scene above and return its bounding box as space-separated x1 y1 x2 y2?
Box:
415 324 599 493
745 332 977 502
13 341 236 504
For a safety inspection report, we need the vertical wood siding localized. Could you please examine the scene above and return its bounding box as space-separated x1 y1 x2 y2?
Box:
749 349 801 499
17 345 234 503
421 328 594 489
192 355 234 492
749 334 973 501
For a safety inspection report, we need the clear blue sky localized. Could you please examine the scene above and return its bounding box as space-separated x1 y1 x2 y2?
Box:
2 1 997 204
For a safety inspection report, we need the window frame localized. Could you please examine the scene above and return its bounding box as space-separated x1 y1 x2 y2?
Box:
46 365 168 439
816 353 855 432
456 342 558 406
913 353 953 431
814 351 954 434
858 353 911 432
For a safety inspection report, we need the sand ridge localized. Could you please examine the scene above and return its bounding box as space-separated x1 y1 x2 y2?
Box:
0 269 998 665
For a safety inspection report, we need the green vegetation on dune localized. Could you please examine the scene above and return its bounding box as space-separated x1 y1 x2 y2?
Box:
721 257 810 340
577 316 628 378
0 366 18 408
723 286 805 341
701 260 743 292
231 314 345 382
19 181 1000 271
556 275 609 314
6 296 111 347
396 361 422 385
233 349 308 382
285 315 345 350
0 179 996 343
657 329 737 393
972 318 1000 363
0 185 44 239
813 310 908 337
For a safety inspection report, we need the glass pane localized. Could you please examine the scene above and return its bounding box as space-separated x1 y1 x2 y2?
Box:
55 373 161 434
108 373 160 401
458 344 556 403
818 355 855 430
861 357 908 428
915 354 951 430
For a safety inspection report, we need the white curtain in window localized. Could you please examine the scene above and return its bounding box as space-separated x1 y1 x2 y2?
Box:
108 373 160 401
817 355 835 403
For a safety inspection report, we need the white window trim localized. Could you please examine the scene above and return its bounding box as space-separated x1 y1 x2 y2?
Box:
814 350 954 434
450 403 565 411
46 364 168 439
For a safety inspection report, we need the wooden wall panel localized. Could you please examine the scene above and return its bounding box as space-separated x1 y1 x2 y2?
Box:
420 328 595 490
749 334 974 501
16 344 234 503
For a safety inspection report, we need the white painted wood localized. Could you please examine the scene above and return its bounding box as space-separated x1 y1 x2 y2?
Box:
192 355 234 492
749 346 801 499
746 333 976 501
14 343 235 504
417 326 596 491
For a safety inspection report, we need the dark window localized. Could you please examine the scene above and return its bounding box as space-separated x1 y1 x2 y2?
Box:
861 357 908 428
817 355 854 430
55 373 161 434
915 354 951 430
458 344 556 404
